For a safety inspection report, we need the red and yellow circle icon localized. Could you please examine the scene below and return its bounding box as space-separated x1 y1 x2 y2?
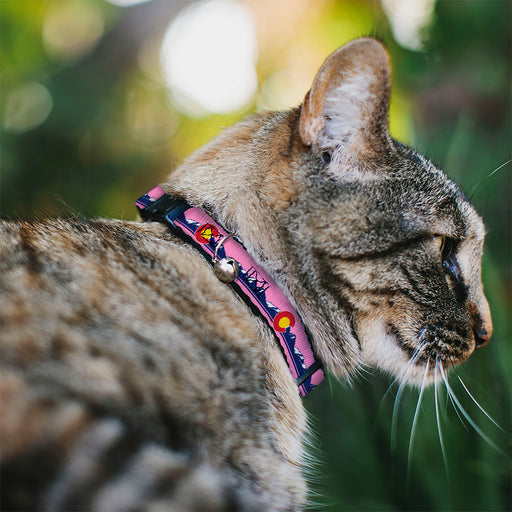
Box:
195 223 219 244
273 311 296 333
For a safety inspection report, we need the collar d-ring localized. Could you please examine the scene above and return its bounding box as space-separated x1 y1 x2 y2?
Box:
212 233 237 263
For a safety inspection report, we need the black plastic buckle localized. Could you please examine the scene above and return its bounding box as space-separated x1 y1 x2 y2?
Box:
139 194 189 226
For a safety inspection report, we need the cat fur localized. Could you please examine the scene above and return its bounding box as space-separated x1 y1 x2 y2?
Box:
0 38 492 511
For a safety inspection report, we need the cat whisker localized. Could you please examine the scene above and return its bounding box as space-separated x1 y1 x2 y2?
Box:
417 326 428 344
469 158 511 200
355 361 372 376
391 347 424 451
443 379 450 416
446 357 502 431
439 365 501 452
381 377 399 404
407 361 429 475
434 357 449 477
456 376 503 431
440 365 470 431
485 158 512 179
390 381 405 452
382 348 421 406
352 361 373 384
379 374 402 421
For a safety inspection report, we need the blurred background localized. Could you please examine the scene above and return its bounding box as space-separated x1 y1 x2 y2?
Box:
1 0 510 510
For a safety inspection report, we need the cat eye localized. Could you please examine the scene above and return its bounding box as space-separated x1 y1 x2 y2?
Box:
435 236 461 285
320 150 332 165
434 235 446 254
434 235 456 262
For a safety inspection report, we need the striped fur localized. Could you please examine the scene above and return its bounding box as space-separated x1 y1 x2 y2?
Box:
0 38 491 510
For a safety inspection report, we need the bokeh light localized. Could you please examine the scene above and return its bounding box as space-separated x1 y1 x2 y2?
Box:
42 1 104 61
3 82 53 133
106 0 153 6
160 0 258 116
382 0 436 51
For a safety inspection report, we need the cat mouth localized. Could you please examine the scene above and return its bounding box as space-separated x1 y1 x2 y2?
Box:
356 318 474 386
405 324 474 371
386 323 474 372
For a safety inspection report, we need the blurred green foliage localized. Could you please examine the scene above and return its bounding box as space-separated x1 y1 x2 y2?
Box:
1 1 510 511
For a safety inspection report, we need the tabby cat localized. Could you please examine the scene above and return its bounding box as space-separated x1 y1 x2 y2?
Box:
0 38 492 511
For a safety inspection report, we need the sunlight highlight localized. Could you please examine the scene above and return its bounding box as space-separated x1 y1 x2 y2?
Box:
160 0 258 116
382 0 436 51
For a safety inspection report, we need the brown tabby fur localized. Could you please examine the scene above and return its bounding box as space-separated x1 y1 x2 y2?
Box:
0 39 491 511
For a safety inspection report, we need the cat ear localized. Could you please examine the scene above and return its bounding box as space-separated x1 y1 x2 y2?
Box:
299 38 392 156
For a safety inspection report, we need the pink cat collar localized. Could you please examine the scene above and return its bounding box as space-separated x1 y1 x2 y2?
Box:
136 185 324 396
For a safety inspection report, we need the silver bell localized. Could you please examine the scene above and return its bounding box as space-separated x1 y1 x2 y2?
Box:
213 257 239 283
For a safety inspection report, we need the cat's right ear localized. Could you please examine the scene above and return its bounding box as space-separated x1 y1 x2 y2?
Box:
299 38 392 159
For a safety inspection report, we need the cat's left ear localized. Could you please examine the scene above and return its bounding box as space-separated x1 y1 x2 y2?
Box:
299 38 392 157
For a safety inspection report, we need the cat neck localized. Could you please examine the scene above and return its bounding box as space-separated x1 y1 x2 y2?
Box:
135 185 324 396
164 110 301 272
163 108 362 381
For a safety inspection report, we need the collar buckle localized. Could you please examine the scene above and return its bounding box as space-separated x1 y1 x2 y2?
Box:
135 185 188 226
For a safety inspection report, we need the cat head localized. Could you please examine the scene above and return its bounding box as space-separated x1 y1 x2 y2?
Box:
282 38 492 385
169 38 492 387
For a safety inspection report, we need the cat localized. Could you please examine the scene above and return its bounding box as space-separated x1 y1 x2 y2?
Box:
0 37 492 511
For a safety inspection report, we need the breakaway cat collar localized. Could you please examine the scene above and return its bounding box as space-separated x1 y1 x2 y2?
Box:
136 186 324 397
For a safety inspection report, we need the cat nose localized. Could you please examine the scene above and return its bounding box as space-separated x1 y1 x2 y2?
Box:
471 298 492 348
474 327 491 348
